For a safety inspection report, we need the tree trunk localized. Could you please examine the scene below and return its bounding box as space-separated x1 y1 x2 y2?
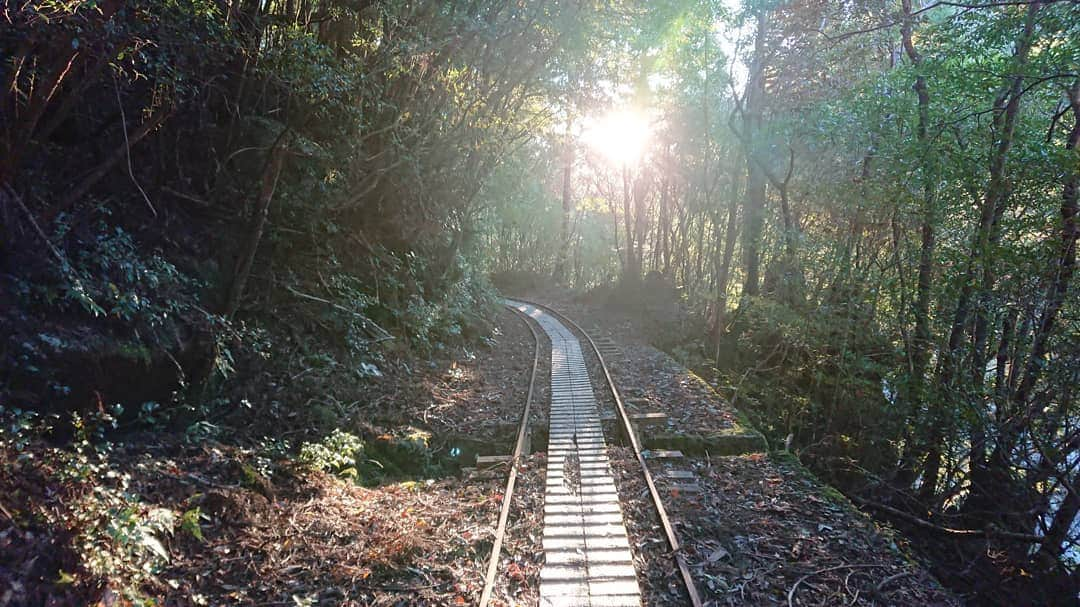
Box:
658 178 671 275
713 167 741 363
621 165 640 284
981 80 1080 492
925 2 1040 499
224 129 291 317
47 103 174 221
900 0 937 461
632 171 649 281
1037 480 1080 565
0 0 125 186
899 0 941 497
1009 80 1079 426
553 122 574 284
740 10 768 298
607 191 623 276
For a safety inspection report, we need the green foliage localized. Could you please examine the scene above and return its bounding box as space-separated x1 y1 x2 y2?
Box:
64 221 202 323
184 420 222 444
0 0 1075 601
2 0 553 433
297 426 447 484
0 407 46 452
298 429 366 479
69 478 177 603
718 296 900 474
478 147 622 288
180 507 205 542
358 249 499 351
263 27 363 125
1 409 179 603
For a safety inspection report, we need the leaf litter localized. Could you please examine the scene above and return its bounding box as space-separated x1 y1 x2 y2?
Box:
1 306 548 605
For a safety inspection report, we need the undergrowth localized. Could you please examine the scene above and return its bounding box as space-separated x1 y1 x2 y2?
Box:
0 408 202 604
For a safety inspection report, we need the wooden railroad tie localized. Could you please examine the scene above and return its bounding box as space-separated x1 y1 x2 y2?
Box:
664 470 696 480
475 454 513 468
630 412 667 426
593 338 621 354
461 466 502 480
599 411 668 427
643 449 684 459
668 482 702 494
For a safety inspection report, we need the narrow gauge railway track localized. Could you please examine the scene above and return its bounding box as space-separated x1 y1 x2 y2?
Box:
479 299 703 607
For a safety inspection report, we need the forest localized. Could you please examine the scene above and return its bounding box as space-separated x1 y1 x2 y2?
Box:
1 0 1078 605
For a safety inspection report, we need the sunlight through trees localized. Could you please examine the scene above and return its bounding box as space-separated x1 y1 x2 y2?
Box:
2 0 1078 603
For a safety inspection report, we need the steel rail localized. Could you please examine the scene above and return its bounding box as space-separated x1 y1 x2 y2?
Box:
478 303 542 607
512 296 705 607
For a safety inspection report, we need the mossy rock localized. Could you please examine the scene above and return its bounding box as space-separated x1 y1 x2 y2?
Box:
680 368 769 434
640 374 769 456
117 340 153 365
366 427 438 478
228 461 275 499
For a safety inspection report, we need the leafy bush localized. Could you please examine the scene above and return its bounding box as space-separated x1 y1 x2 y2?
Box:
297 427 447 484
1 408 179 604
298 429 365 478
716 296 901 478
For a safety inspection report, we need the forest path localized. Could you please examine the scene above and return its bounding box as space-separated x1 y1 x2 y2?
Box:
509 301 642 607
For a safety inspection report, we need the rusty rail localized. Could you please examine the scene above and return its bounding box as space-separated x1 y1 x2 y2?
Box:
478 303 541 607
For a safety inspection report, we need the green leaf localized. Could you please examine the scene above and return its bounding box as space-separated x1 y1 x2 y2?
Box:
142 534 169 561
56 570 76 585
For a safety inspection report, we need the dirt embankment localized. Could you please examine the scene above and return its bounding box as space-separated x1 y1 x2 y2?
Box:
1 306 547 606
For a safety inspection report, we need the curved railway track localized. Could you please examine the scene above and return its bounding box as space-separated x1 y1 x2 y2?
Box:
480 298 703 607
477 301 542 607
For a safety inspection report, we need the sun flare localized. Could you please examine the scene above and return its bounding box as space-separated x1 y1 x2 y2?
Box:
583 109 651 167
